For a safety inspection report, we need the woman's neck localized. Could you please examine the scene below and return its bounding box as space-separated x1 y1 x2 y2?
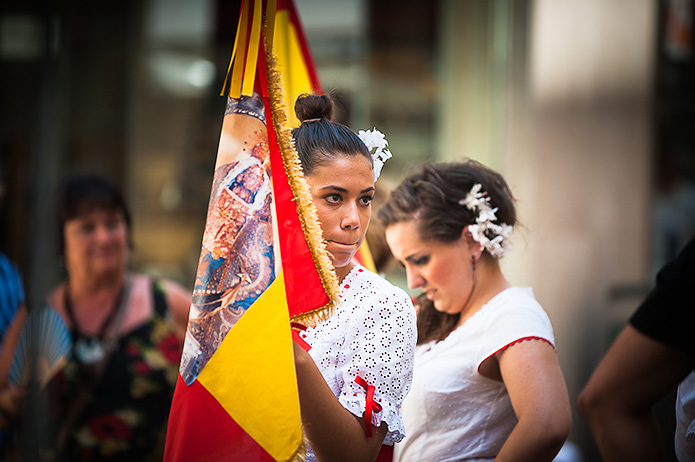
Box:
66 269 126 300
63 272 130 337
456 259 510 327
335 261 356 285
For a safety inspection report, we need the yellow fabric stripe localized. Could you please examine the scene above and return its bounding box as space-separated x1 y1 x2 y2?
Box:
199 275 302 461
272 10 312 127
242 0 263 97
221 0 246 96
357 241 377 273
230 0 251 98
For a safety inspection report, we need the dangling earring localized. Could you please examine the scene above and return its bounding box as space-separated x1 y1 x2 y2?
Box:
471 255 476 272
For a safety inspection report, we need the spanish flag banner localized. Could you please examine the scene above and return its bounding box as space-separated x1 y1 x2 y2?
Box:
164 1 339 460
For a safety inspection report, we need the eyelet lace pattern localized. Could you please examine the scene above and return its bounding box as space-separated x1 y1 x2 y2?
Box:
300 265 417 447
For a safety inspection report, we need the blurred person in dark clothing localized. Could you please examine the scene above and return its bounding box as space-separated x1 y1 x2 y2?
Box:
578 235 695 461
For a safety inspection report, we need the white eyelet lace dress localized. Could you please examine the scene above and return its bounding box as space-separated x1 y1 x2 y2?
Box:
298 265 417 461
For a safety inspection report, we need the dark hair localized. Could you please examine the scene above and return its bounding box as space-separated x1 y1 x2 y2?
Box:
291 94 372 176
378 160 517 343
56 174 132 256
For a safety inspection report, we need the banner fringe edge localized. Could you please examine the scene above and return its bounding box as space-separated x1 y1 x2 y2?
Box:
263 21 340 326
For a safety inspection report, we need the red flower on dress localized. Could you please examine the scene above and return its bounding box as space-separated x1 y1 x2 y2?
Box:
88 414 133 440
134 360 151 375
125 343 140 356
157 334 182 363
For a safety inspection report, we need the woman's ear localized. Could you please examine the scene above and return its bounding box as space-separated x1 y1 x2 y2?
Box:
461 226 483 256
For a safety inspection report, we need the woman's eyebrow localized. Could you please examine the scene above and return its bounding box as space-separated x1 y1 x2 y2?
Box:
317 186 375 194
318 185 347 193
404 253 420 263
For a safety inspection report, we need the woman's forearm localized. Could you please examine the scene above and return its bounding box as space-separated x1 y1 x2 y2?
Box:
495 415 569 462
293 343 386 462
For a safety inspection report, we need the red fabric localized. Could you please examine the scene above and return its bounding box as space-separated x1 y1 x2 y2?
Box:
354 376 383 438
164 375 275 462
355 375 393 461
251 0 328 321
291 323 311 352
289 322 307 331
375 445 394 462
291 330 311 352
260 65 330 318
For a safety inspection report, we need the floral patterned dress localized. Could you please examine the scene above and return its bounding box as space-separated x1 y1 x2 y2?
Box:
50 280 182 461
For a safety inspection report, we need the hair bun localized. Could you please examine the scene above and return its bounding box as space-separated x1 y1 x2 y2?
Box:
294 93 334 123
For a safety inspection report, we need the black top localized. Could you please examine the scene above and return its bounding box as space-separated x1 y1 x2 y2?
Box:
630 236 695 358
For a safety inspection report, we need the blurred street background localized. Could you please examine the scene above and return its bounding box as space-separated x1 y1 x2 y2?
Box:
1 1 693 460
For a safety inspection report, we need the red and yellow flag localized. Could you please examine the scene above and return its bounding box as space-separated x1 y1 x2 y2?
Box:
164 1 339 460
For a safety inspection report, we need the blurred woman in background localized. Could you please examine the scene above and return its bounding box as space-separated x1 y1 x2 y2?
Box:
1 174 191 461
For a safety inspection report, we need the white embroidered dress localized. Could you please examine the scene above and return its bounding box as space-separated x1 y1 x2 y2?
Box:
299 265 417 461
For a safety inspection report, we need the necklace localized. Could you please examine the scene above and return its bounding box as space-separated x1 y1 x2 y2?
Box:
63 279 128 365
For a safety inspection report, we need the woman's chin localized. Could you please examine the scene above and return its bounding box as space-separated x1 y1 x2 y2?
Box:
433 302 458 316
329 253 357 271
89 262 126 278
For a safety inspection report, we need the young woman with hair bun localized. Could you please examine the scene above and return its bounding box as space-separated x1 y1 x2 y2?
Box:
379 160 571 462
290 94 416 462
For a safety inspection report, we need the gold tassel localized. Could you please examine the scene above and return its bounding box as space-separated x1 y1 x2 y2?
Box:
242 0 263 96
262 17 340 327
222 0 264 98
287 438 308 462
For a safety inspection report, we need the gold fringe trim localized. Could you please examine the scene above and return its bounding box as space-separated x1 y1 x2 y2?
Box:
288 438 308 462
262 19 340 326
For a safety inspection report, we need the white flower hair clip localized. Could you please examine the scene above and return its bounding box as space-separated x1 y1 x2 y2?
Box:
459 183 513 258
358 128 392 181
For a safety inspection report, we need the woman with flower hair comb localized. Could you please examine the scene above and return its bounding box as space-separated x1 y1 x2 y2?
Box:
290 93 416 462
379 160 571 461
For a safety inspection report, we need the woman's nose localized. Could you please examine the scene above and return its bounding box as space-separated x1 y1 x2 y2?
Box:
94 224 114 242
405 267 424 290
341 204 360 230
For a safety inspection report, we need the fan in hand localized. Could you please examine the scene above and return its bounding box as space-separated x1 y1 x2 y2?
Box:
10 307 72 387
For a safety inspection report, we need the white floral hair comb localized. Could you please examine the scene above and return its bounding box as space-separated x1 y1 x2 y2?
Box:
459 183 513 258
358 128 392 181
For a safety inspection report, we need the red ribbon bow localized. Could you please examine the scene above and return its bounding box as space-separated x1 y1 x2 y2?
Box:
354 376 382 438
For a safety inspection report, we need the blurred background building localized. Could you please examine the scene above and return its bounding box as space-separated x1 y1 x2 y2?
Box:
1 0 693 460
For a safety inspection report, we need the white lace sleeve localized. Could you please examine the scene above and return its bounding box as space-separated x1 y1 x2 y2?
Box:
302 266 416 446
